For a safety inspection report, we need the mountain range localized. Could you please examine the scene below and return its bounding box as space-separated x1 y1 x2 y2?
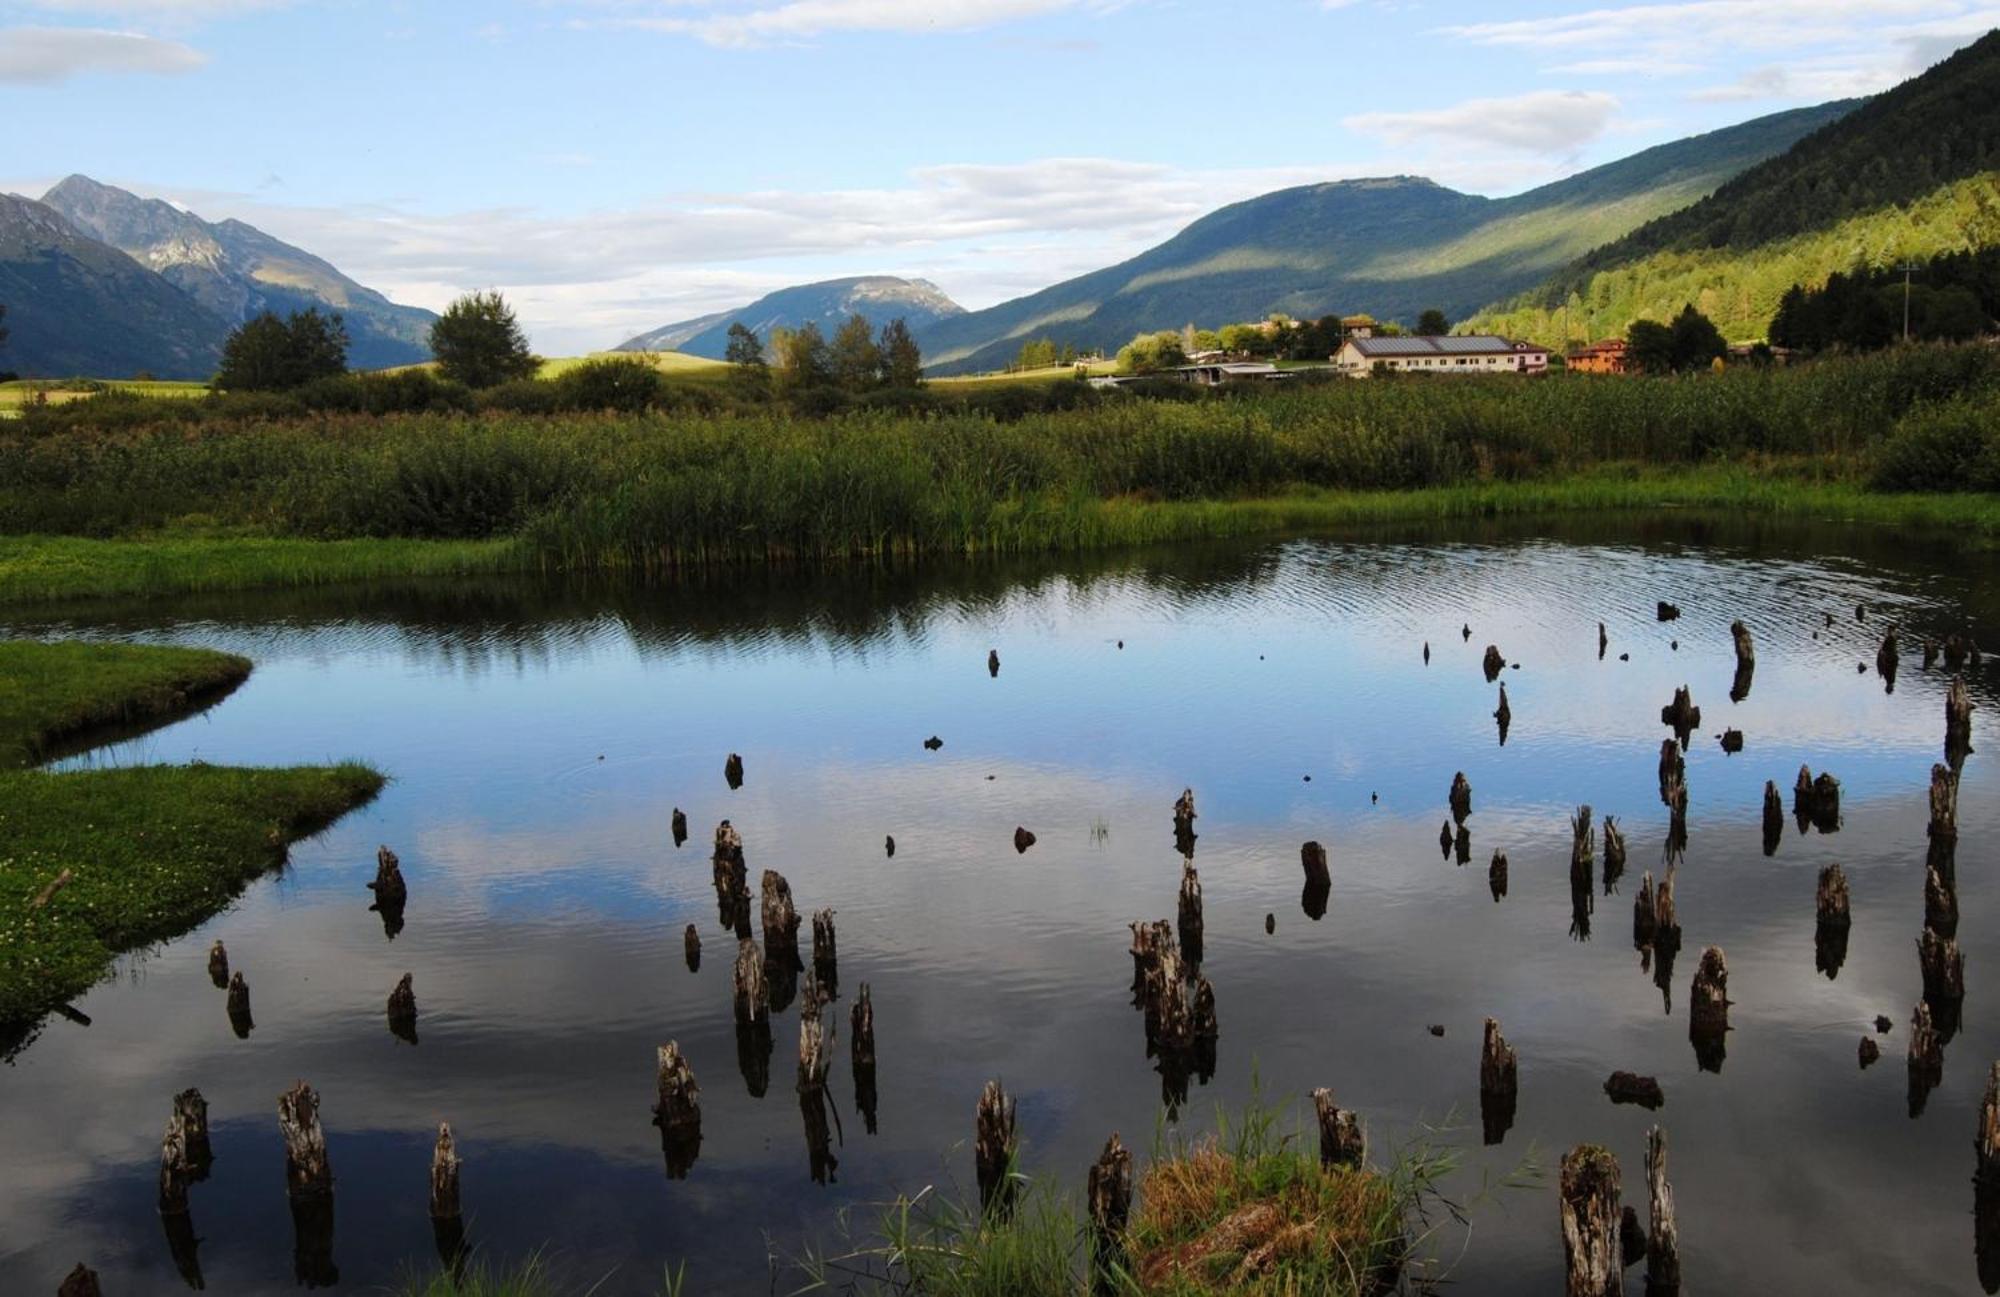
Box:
0 176 435 380
615 276 964 359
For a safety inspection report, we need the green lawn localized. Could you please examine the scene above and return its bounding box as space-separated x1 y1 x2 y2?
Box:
0 640 384 1025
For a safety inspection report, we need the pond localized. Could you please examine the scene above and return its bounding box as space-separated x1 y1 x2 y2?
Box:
2 514 1997 1295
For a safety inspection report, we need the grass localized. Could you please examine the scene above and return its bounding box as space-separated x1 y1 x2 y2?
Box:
796 1093 1482 1295
0 640 384 1025
389 1250 690 1296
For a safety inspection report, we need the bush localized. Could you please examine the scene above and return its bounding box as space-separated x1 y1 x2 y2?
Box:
549 357 666 413
1872 397 2000 491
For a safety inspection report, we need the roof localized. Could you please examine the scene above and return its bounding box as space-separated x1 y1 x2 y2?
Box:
1343 334 1547 358
1569 339 1628 355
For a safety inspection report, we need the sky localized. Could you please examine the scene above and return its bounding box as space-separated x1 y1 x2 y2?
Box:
3 0 1997 354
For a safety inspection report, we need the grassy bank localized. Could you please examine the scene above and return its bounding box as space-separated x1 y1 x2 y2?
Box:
0 640 383 1025
1 344 1996 602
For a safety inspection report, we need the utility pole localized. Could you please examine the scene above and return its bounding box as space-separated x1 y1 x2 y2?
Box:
1901 260 1917 343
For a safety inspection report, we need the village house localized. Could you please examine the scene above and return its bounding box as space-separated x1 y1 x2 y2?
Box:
1567 338 1629 374
1334 334 1551 378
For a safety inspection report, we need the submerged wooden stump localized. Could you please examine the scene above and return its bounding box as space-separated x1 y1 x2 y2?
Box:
1731 619 1755 672
988 648 1000 678
1438 819 1454 860
1013 826 1037 854
671 808 687 848
1657 742 1684 800
1719 729 1743 754
368 845 407 908
812 908 838 997
1816 864 1852 928
724 752 744 789
1301 841 1331 920
1172 787 1198 842
1633 873 1657 950
1087 1132 1133 1288
206 940 229 989
733 937 768 1024
226 971 253 1038
653 1040 702 1142
1645 1126 1680 1295
1599 621 1610 659
430 1123 462 1220
852 982 878 1134
1978 1062 2000 1184
1489 850 1508 902
1495 683 1512 744
1927 863 1960 940
386 973 418 1045
1177 862 1204 967
761 869 802 957
1449 772 1473 824
1559 1145 1623 1297
1762 781 1784 856
277 1081 332 1201
684 923 701 972
57 1264 102 1297
975 1080 1017 1218
1455 822 1472 867
1660 686 1701 746
1604 1072 1664 1110
1483 644 1505 682
1657 601 1680 622
1878 626 1901 685
1921 928 1966 1007
1948 676 1977 764
1689 947 1729 1071
159 1096 200 1215
1860 1037 1881 1069
1311 1087 1365 1170
1603 817 1627 893
1910 1001 1945 1117
1930 764 1961 877
1480 1017 1518 1147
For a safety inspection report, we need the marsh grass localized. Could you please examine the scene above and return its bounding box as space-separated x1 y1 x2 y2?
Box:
388 1250 689 1297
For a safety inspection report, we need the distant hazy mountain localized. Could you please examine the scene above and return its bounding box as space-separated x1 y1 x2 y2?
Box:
42 175 436 370
0 192 224 380
617 276 965 358
1477 29 2000 344
917 101 1855 373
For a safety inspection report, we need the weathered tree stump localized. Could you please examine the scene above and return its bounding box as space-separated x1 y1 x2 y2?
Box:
1455 822 1472 867
430 1123 461 1220
1657 601 1680 621
1424 640 1432 665
1657 742 1684 800
761 869 801 958
651 1041 703 1177
1450 772 1473 824
1731 619 1755 672
172 1088 212 1176
1762 781 1784 856
1921 928 1966 1007
1264 912 1275 934
1603 817 1627 893
386 973 418 1045
1719 728 1743 754
1633 873 1658 950
671 808 687 848
1483 644 1505 682
368 845 407 908
884 835 895 858
1087 1132 1133 1288
684 923 701 972
57 1264 101 1297
733 937 768 1024
724 752 744 789
1655 869 1680 951
1438 819 1454 860
1495 683 1512 744
1910 1001 1945 1117
1930 764 1961 879
1660 686 1701 746
207 940 229 989
1645 1126 1680 1294
1859 1037 1880 1069
1816 864 1851 928
1480 1017 1518 1147
1177 862 1204 967
1013 826 1037 854
1794 765 1842 833
924 735 943 751
1600 621 1610 659
1878 626 1901 685
1312 1087 1365 1169
1301 841 1331 920
988 648 1001 677
159 1098 199 1215
852 982 878 1135
1926 863 1960 940
1945 633 1976 673
277 1081 332 1201
1604 1073 1664 1110
1689 947 1728 1071
975 1080 1017 1218
1559 1145 1623 1297
812 908 838 997
1172 787 1198 843
226 971 253 1038
1489 850 1508 902
1948 676 1977 764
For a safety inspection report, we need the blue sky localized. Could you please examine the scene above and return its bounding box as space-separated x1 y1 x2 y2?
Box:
3 0 1997 352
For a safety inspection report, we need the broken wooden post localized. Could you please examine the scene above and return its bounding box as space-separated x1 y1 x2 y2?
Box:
1645 1126 1680 1295
1087 1132 1133 1289
1660 686 1701 747
1172 788 1197 846
652 1041 702 1178
1878 626 1900 685
1301 841 1330 921
1910 1001 1945 1117
277 1081 332 1201
924 735 943 751
1811 771 1842 833
684 923 701 972
1570 805 1596 940
988 648 1001 677
1495 683 1511 744
1762 781 1784 856
1816 865 1851 928
207 940 229 989
1558 1145 1622 1297
1480 1017 1518 1147
733 937 768 1023
1633 872 1657 950
159 1097 198 1215
885 835 895 858
852 982 878 1135
1438 819 1453 860
761 869 801 958
1599 621 1609 659
1489 849 1508 902
1719 729 1743 754
1731 619 1755 673
1603 817 1626 893
975 1080 1017 1218
713 820 750 936
1483 644 1505 682
226 971 253 1038
387 973 418 1045
1657 601 1680 621
1311 1087 1365 1169
57 1265 101 1297
1689 947 1728 1072
1450 772 1472 824
368 845 407 907
1948 676 1977 765
1455 822 1472 867
429 1123 461 1221
797 985 838 1184
171 1088 212 1176
1177 861 1204 966
1859 1037 1880 1069
812 908 838 997
1930 763 1961 878
1604 1073 1664 1110
671 808 687 848
1657 742 1684 800
724 752 744 789
1920 928 1966 1008
1927 863 1960 939
1013 826 1037 854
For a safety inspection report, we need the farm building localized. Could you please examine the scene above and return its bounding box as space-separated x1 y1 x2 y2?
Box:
1334 334 1550 378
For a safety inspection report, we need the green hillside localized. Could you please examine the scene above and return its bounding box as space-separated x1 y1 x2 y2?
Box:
917 100 1853 373
1474 30 2000 345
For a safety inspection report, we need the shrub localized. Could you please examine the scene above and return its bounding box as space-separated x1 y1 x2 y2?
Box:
549 357 666 413
1872 396 2000 491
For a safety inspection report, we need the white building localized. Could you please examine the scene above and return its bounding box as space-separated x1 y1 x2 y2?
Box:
1334 335 1551 378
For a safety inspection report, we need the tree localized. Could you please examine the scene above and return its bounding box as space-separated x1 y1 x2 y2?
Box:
214 308 349 391
1668 303 1727 370
771 322 833 392
1920 285 1988 341
1415 308 1452 337
429 291 538 389
831 313 884 392
1218 323 1262 357
1114 331 1187 374
879 317 924 388
724 322 769 396
1625 319 1676 375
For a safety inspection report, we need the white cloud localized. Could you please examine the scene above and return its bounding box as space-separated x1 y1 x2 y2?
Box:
0 26 205 82
25 0 286 14
1344 90 1621 155
589 0 1118 46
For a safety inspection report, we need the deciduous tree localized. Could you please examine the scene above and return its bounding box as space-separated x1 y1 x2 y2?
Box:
214 308 349 391
879 317 924 388
429 291 538 389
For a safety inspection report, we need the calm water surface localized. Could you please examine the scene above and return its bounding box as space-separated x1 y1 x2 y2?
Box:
3 516 1999 1295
